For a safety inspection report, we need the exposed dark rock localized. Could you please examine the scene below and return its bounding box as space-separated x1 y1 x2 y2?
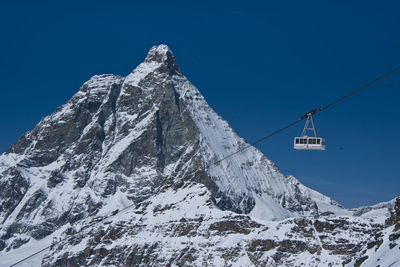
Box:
0 167 29 225
386 196 400 226
389 232 400 242
209 217 262 235
248 239 276 252
354 255 368 267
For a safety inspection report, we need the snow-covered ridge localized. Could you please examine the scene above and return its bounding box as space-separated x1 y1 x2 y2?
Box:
349 197 396 223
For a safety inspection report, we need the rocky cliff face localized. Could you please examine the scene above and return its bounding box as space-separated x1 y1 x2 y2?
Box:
0 45 398 266
386 196 400 226
346 196 400 267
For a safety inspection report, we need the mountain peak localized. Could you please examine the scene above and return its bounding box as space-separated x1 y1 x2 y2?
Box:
1 44 397 267
144 44 180 73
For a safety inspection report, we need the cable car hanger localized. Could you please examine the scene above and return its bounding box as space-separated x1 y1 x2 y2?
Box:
294 111 326 151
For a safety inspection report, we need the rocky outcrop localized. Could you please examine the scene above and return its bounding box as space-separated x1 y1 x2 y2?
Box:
343 196 400 267
386 196 400 226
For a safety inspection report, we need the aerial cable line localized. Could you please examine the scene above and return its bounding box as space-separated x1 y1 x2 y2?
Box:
9 66 400 266
213 65 400 165
307 65 400 115
213 119 304 165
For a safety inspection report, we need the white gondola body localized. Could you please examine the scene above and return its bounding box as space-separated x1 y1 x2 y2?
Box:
294 112 326 151
294 137 325 150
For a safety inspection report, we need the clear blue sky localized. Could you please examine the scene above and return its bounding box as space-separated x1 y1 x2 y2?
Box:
1 1 399 208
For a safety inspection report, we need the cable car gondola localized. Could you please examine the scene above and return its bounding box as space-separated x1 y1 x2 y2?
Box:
294 111 325 150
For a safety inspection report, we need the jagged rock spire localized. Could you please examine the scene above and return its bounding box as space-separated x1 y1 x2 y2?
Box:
144 44 180 74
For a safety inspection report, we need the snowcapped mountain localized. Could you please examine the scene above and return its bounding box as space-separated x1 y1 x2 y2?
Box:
0 45 398 266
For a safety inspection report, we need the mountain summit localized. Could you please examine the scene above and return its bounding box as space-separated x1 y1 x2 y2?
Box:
1 45 398 266
144 44 180 73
